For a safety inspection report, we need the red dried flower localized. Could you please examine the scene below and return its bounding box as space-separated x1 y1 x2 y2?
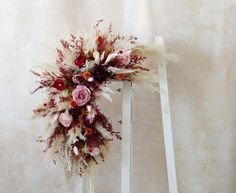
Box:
70 100 78 108
85 127 93 136
74 55 86 68
96 36 104 44
52 79 64 90
116 73 125 80
88 146 94 153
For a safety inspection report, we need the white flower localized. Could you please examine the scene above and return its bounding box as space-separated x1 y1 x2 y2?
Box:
104 53 117 64
87 105 92 112
88 77 94 82
73 146 79 156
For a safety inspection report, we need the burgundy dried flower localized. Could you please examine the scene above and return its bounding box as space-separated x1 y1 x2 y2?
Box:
91 65 110 83
85 127 93 136
52 79 64 90
74 55 86 68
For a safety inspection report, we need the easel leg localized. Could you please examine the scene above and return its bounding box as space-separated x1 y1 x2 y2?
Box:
74 176 83 193
158 61 178 193
121 81 133 193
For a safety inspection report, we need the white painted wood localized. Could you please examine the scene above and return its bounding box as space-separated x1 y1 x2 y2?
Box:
122 1 133 193
156 37 178 193
123 0 133 34
121 81 133 193
74 176 83 193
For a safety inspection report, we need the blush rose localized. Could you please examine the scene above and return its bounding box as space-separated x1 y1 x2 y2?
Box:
58 110 73 127
116 50 130 65
72 85 91 106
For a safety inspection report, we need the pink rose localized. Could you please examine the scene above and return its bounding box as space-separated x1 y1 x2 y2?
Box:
58 110 73 127
116 50 130 65
72 74 82 84
72 85 91 106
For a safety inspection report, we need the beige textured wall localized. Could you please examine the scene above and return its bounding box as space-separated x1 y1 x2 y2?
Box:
0 0 236 193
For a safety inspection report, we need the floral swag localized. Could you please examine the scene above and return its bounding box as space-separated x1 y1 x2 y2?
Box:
32 20 176 177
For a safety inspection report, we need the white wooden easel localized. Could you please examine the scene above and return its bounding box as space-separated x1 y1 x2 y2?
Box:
121 1 178 193
121 41 178 193
74 0 178 192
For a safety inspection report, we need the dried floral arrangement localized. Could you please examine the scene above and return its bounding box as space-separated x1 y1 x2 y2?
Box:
31 20 174 177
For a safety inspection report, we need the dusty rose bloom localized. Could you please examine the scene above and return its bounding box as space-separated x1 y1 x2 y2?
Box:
72 74 82 84
72 85 91 106
58 110 73 127
116 50 130 65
